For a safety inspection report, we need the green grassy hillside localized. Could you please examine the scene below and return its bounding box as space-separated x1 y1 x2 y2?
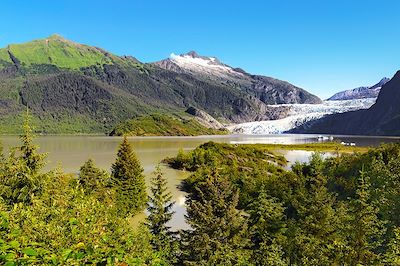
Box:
110 114 228 136
0 34 114 69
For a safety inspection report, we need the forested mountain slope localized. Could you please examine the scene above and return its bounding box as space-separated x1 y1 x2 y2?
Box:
0 35 321 134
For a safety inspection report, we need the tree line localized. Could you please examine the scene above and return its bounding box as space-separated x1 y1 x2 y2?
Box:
0 113 400 265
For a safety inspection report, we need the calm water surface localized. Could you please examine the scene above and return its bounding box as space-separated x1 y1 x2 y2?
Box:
1 134 399 229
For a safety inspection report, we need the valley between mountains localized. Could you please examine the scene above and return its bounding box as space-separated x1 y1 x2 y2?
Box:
0 35 398 136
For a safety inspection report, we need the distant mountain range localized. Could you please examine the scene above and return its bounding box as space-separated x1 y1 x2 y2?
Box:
0 35 321 133
327 78 390 101
292 71 400 136
0 34 397 136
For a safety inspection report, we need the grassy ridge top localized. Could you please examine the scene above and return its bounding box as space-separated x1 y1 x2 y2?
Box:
0 34 114 69
0 48 12 64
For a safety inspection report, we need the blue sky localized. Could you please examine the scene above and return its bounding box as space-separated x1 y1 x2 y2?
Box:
0 0 399 98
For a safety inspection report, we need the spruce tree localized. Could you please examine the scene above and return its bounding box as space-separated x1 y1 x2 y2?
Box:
384 227 400 264
20 108 46 175
0 109 47 205
182 169 250 265
288 153 345 264
248 189 288 265
79 159 109 192
347 170 386 265
111 136 147 216
146 165 177 262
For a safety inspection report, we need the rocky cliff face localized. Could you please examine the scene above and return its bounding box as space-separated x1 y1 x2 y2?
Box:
185 107 225 129
292 71 400 136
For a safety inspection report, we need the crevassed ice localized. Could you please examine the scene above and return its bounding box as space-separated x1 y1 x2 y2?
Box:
228 98 376 134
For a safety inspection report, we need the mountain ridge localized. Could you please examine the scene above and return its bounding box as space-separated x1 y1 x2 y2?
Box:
327 77 390 101
154 51 322 105
0 35 321 134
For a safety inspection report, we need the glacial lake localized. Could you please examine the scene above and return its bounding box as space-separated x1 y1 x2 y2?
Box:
1 134 399 229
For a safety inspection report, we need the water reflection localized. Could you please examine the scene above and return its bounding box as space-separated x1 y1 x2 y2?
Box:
278 150 335 170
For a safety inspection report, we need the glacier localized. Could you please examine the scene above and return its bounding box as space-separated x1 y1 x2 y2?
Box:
228 98 376 134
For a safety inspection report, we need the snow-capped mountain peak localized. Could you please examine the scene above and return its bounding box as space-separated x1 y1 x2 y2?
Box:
169 51 231 71
327 77 389 101
154 51 247 80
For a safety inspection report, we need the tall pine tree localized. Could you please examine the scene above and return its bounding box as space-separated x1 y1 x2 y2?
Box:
111 136 146 216
146 165 177 262
79 159 109 192
20 108 47 175
78 158 112 204
346 169 386 265
0 109 47 205
248 189 288 266
182 169 251 265
288 153 345 265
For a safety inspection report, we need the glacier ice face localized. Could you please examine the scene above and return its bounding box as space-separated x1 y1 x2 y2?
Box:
228 98 376 134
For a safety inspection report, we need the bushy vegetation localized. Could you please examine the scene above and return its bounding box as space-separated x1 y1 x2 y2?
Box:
1 113 400 265
0 113 170 265
256 142 369 153
166 141 400 265
110 113 227 136
164 142 288 171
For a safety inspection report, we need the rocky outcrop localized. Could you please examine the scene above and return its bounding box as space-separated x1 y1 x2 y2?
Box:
185 107 225 129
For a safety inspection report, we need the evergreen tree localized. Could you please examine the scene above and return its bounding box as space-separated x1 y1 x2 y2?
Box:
384 227 400 264
79 158 109 192
248 190 288 266
182 169 251 265
288 153 345 264
346 170 386 265
146 165 177 262
111 136 147 216
0 109 47 205
20 108 46 174
78 158 112 204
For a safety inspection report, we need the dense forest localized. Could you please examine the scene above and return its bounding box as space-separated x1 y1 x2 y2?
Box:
1 114 400 265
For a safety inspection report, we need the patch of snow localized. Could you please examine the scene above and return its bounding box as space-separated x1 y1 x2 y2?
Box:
169 53 244 79
228 98 376 134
